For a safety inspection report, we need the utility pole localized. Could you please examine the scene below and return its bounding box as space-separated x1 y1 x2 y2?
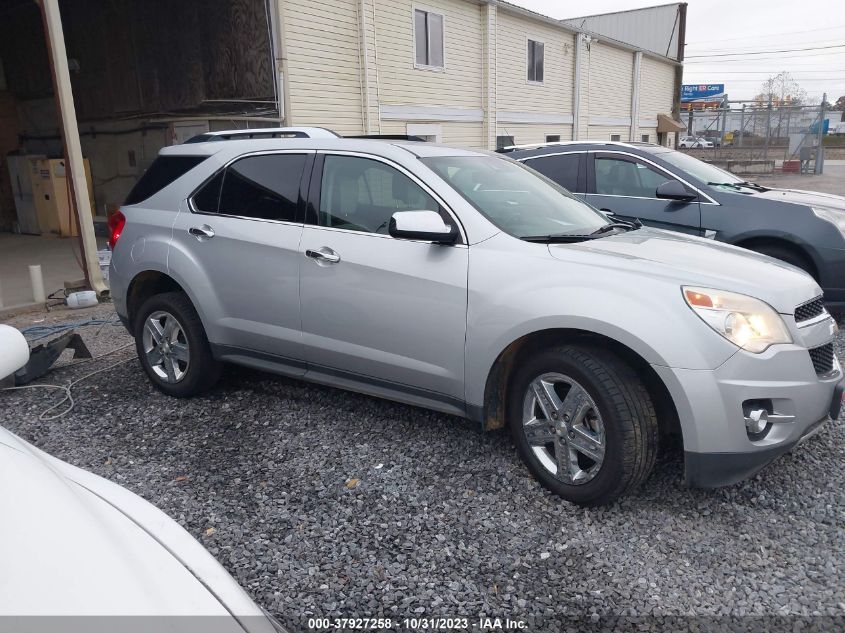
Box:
815 93 826 175
38 0 107 296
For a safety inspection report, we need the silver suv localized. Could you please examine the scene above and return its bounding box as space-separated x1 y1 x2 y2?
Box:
109 132 844 506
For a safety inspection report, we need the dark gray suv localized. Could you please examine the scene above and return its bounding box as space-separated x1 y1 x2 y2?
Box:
503 141 845 309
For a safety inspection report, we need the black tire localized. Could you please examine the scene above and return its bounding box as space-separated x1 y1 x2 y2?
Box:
508 345 658 506
133 291 222 397
749 243 816 280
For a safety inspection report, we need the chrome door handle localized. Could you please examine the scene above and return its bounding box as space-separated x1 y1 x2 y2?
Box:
189 225 215 240
305 247 341 264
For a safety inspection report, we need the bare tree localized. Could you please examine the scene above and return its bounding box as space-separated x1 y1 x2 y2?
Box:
754 72 808 106
753 72 808 139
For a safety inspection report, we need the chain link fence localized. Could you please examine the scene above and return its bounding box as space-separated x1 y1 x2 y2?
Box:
679 98 828 175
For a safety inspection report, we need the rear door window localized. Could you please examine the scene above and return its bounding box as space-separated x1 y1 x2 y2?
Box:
192 153 307 221
521 153 583 192
125 155 208 205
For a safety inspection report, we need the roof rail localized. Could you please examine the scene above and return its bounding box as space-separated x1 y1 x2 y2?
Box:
183 127 341 143
497 140 638 153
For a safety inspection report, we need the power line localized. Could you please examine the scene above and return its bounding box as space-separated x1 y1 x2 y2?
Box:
685 51 845 63
686 24 845 46
687 44 845 59
687 39 845 55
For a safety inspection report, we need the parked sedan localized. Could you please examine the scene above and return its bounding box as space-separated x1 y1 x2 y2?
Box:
678 136 713 149
0 424 283 631
504 141 845 309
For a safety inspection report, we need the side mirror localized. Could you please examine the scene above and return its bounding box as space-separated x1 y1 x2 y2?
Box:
656 180 697 202
389 210 458 243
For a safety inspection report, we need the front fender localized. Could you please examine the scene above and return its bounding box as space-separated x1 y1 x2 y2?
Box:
464 236 739 409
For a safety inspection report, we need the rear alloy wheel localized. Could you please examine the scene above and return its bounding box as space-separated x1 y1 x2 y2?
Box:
142 311 190 384
134 291 222 397
509 345 658 506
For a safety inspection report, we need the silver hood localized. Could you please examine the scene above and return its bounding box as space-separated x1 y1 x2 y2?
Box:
547 228 821 314
0 427 275 630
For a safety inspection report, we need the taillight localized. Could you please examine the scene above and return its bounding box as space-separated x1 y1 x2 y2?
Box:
108 210 126 250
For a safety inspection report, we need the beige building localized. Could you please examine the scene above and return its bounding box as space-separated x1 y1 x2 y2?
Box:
275 0 687 150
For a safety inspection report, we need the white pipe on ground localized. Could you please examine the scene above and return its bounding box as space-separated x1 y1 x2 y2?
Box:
29 265 46 304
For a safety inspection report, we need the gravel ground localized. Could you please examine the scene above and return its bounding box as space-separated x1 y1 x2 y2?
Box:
2 304 844 630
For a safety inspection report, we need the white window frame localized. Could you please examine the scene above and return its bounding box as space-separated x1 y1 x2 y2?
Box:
413 6 445 72
526 37 545 85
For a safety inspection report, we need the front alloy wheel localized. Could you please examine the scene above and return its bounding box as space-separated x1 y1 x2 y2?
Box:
522 373 606 485
508 345 658 506
142 310 190 383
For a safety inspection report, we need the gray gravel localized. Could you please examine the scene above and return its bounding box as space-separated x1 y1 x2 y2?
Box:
2 304 845 629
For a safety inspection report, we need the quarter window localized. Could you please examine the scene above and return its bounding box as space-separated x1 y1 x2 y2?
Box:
414 9 444 69
318 155 443 234
527 39 544 83
594 156 675 198
192 154 306 221
523 153 581 192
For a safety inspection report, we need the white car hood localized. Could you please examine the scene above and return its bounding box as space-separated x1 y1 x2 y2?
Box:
548 228 821 314
0 427 272 628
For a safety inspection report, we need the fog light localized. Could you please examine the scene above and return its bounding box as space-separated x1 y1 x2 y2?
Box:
745 409 768 434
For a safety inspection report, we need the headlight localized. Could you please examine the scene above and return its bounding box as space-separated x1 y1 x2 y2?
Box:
682 287 792 353
812 206 845 234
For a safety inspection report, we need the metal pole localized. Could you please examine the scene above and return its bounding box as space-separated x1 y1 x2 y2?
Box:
738 104 745 148
38 0 107 295
687 108 693 136
764 96 772 165
719 98 727 158
815 93 826 175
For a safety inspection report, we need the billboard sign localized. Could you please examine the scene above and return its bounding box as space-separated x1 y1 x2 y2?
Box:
681 84 726 109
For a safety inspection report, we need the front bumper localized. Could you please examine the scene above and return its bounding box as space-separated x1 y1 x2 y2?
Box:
652 340 843 488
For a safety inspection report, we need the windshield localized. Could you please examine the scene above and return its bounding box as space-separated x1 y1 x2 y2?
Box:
422 155 608 238
654 149 743 186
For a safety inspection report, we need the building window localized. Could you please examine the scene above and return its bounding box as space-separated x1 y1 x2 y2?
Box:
641 134 650 143
545 134 561 143
496 135 515 150
610 134 621 142
527 39 544 83
414 9 444 69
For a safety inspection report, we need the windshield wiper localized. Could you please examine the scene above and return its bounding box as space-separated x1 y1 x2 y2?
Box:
521 222 637 243
736 180 770 192
708 180 769 192
590 221 640 235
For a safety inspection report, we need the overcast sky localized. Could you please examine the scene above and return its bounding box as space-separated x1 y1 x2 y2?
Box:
509 0 845 103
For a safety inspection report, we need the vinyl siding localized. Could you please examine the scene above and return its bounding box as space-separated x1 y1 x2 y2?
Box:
638 55 676 139
372 0 483 110
494 11 575 116
496 123 573 146
380 119 485 148
587 41 633 124
282 0 365 135
587 125 630 141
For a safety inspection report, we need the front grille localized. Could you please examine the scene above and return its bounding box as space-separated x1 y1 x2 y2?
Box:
795 296 825 323
809 343 835 375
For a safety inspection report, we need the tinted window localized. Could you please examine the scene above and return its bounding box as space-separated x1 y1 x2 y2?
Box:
594 156 673 198
523 153 581 192
213 154 306 221
192 171 224 213
318 155 441 234
125 156 207 205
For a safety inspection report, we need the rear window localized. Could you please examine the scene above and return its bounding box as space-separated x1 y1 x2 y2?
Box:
124 155 208 205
